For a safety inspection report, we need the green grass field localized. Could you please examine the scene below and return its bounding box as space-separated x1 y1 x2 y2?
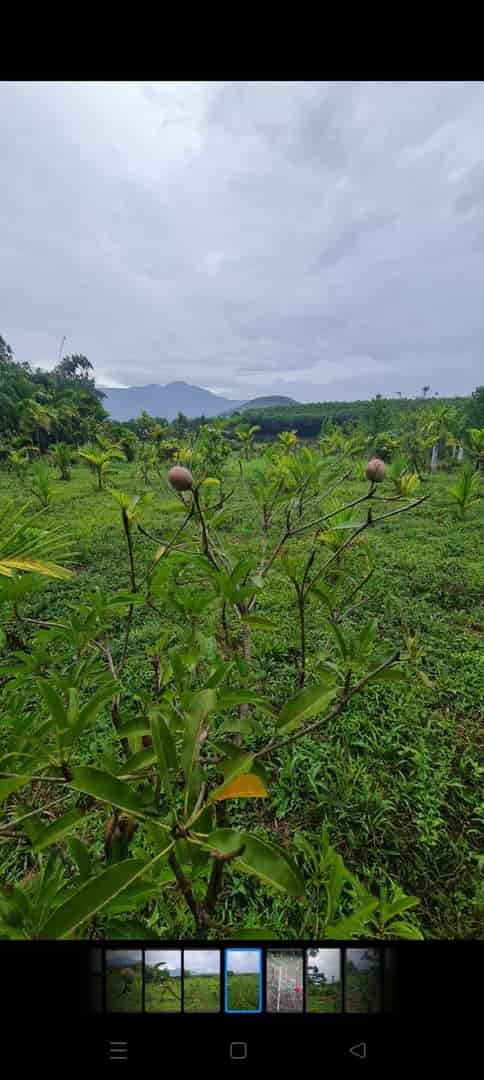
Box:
226 972 261 1011
183 974 220 1012
0 454 482 940
145 976 181 1012
306 979 342 1013
105 962 143 1013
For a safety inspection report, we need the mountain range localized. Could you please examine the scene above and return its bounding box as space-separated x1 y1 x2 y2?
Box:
99 381 297 421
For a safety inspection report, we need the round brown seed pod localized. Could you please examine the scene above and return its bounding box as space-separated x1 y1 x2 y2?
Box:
168 465 193 491
365 457 385 483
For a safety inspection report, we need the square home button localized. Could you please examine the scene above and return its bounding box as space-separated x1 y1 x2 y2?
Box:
230 1042 248 1060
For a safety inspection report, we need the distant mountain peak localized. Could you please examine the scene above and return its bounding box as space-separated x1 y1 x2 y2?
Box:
99 381 299 422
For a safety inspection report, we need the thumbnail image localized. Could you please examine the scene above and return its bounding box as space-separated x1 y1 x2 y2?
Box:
88 947 104 1014
106 950 143 1013
225 950 262 1013
144 950 182 1012
266 950 304 1013
306 949 342 1013
345 949 381 1013
183 951 220 1013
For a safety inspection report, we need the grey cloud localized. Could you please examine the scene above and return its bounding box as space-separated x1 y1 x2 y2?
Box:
455 161 484 215
1 81 483 397
314 209 397 269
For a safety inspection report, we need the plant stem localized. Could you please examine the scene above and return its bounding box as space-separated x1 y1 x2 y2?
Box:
254 649 401 760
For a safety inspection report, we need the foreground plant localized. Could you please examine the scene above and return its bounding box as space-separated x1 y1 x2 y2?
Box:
448 463 480 518
0 454 430 940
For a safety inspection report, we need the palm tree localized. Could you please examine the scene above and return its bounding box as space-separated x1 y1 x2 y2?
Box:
0 500 74 580
467 428 484 474
448 464 480 517
235 423 260 479
52 441 72 480
422 405 457 472
77 446 125 490
18 398 57 451
236 423 260 461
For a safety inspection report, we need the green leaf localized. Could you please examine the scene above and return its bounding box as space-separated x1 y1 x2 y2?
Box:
69 767 146 816
318 520 363 532
217 717 257 736
218 690 276 716
381 893 421 921
150 710 177 807
200 476 220 486
119 718 152 737
108 591 145 607
118 747 158 774
104 919 157 939
386 920 424 939
220 749 254 783
205 661 234 689
204 829 304 898
326 899 379 938
0 776 31 801
240 615 278 631
229 557 256 589
68 838 92 882
416 670 435 690
74 681 118 737
39 858 148 939
232 928 281 940
158 501 190 514
182 689 217 815
325 620 348 660
66 689 78 729
277 681 337 734
102 874 173 915
33 808 85 852
38 679 67 729
369 666 410 684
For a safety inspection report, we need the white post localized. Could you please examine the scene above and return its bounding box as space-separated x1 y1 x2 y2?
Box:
430 444 438 473
457 446 464 462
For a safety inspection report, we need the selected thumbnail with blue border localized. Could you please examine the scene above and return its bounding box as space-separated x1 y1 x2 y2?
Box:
224 949 262 1014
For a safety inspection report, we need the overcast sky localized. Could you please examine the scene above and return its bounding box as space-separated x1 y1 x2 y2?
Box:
2 81 483 400
183 950 220 975
226 949 261 974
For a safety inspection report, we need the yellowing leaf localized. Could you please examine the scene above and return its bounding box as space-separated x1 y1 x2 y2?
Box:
0 557 74 580
212 773 268 802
